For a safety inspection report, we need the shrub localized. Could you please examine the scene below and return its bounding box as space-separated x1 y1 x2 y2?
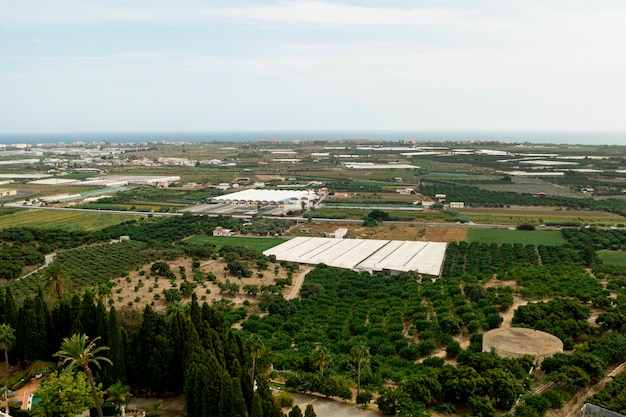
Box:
275 392 294 408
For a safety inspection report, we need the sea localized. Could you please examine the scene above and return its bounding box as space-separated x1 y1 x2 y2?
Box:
0 130 624 146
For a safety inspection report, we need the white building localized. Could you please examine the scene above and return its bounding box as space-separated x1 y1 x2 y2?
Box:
212 189 319 208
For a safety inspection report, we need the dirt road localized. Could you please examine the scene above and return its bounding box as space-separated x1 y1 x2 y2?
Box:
285 266 312 300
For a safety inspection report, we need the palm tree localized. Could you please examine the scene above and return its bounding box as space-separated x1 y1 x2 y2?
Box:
311 347 332 377
350 343 370 396
106 381 130 408
45 262 67 301
0 324 16 372
248 334 265 386
55 333 112 417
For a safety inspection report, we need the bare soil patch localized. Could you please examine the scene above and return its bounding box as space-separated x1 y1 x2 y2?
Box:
292 223 466 242
109 256 312 314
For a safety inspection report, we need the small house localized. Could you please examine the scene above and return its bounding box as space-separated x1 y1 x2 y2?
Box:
213 226 235 237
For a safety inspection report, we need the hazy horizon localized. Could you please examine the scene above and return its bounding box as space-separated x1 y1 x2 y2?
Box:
1 129 625 146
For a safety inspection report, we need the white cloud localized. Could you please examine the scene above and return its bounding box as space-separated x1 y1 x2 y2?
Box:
2 1 626 132
1 1 468 26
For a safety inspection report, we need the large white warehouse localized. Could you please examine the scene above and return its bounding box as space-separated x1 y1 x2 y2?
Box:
264 237 447 277
212 189 319 206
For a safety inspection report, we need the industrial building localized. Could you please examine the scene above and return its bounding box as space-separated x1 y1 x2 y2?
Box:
264 237 447 276
212 189 319 207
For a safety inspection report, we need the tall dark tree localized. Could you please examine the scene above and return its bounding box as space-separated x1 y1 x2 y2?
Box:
95 300 108 343
168 312 187 393
69 294 85 336
80 292 98 338
17 298 48 362
0 288 18 329
251 393 264 417
104 307 126 385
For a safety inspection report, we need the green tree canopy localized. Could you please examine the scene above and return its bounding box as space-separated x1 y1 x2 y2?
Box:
32 371 97 417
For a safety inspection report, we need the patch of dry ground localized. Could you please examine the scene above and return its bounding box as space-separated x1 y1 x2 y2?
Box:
291 223 466 242
109 256 312 314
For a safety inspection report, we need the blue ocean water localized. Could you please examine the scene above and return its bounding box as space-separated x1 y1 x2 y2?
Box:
0 130 624 146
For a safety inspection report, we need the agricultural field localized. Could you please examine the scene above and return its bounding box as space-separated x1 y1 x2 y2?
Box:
184 235 288 251
597 250 626 266
467 228 567 246
459 207 621 226
2 140 626 417
0 209 139 231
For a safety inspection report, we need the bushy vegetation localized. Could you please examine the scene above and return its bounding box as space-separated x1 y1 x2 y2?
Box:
588 372 626 413
441 241 583 280
0 287 284 417
562 228 626 251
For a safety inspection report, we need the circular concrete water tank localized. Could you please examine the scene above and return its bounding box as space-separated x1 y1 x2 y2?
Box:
482 327 563 365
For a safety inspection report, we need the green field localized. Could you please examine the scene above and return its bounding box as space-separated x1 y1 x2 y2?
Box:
184 235 288 251
598 250 626 266
0 210 139 231
467 228 566 246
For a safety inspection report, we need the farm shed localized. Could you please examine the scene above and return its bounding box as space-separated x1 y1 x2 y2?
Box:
264 237 447 277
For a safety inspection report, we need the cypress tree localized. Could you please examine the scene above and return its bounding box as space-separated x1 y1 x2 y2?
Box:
251 393 264 417
50 299 71 353
95 300 108 344
184 362 202 417
17 298 49 362
168 311 186 393
105 306 126 385
190 293 201 324
231 376 247 417
204 354 223 417
4 288 18 329
218 372 234 417
35 288 54 358
0 287 6 324
80 291 98 338
304 404 316 417
288 405 302 417
69 294 84 335
184 325 205 365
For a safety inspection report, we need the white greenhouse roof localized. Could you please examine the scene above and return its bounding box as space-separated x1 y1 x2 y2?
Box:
264 237 447 276
214 189 319 204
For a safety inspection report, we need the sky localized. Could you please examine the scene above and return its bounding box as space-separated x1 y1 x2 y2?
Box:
1 1 626 134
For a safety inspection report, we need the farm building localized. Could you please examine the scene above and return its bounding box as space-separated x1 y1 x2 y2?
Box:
213 226 235 237
0 189 17 197
212 189 319 208
264 237 447 276
482 327 563 365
